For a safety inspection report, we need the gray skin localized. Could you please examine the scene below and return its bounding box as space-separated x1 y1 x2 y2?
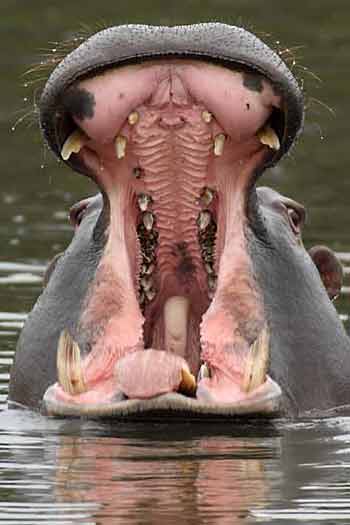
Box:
9 188 350 415
8 23 350 416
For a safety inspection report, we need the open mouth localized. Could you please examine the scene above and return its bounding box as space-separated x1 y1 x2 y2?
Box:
39 25 303 418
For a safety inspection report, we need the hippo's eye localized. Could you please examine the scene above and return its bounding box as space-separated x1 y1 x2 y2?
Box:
286 206 305 235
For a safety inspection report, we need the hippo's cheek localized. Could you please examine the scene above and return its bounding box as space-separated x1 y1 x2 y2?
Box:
41 58 284 418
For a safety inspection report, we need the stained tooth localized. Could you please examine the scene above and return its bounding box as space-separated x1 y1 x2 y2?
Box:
200 187 214 207
214 133 226 156
138 193 151 212
57 330 86 395
164 296 190 357
115 135 127 159
257 125 280 151
202 110 213 123
61 129 86 161
143 211 154 231
243 325 270 393
128 111 139 125
198 362 211 381
197 210 212 231
179 366 197 396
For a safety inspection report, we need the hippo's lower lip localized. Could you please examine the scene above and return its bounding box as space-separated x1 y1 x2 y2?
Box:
41 58 284 417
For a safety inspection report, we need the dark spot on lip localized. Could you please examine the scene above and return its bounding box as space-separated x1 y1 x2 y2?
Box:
243 73 264 93
62 87 96 120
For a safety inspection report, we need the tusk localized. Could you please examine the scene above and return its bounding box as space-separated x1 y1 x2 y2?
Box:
115 135 127 159
179 366 197 396
243 325 270 393
57 330 86 395
61 129 87 161
257 125 280 151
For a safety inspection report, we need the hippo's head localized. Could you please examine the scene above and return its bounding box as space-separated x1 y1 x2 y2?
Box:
10 23 350 419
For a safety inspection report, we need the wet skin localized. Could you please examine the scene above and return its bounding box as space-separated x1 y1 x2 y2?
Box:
8 23 350 418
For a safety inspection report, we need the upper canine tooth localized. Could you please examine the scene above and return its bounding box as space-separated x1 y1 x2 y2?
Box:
202 110 213 123
257 125 280 151
115 135 127 159
214 133 226 156
57 330 86 395
128 111 139 125
243 325 270 393
61 129 86 161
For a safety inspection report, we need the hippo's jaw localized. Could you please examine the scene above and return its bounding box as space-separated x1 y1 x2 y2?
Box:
38 23 304 418
42 59 285 418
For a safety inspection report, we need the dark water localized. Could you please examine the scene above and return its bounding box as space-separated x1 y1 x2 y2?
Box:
1 1 350 523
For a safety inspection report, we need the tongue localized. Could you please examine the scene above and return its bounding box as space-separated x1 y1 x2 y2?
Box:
164 295 190 356
115 349 195 399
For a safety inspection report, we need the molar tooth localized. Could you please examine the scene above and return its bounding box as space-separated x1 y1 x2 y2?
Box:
179 366 197 396
205 263 214 274
257 125 280 151
243 325 270 393
202 110 213 123
57 330 86 395
61 129 86 161
128 111 139 125
198 362 211 381
200 187 214 207
214 133 226 156
115 135 127 159
197 210 212 231
138 193 152 212
208 275 217 291
143 211 154 231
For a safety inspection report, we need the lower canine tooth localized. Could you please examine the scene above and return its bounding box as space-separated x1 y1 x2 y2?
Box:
115 135 127 159
214 133 226 156
57 330 86 395
179 366 196 396
164 296 190 358
243 325 270 393
257 125 280 151
61 129 86 161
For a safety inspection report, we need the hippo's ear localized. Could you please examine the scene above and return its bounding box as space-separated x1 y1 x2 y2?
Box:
309 245 343 301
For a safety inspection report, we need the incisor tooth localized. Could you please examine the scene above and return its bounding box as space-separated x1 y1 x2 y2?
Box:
214 133 226 156
57 330 86 395
257 125 280 151
115 135 127 159
198 362 211 381
128 111 139 125
179 366 197 396
202 110 213 123
243 325 270 393
61 129 86 161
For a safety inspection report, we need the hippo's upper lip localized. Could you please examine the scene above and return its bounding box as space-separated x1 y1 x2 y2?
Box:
39 23 304 177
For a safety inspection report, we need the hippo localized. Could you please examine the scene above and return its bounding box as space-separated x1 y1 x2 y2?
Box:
8 23 350 418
